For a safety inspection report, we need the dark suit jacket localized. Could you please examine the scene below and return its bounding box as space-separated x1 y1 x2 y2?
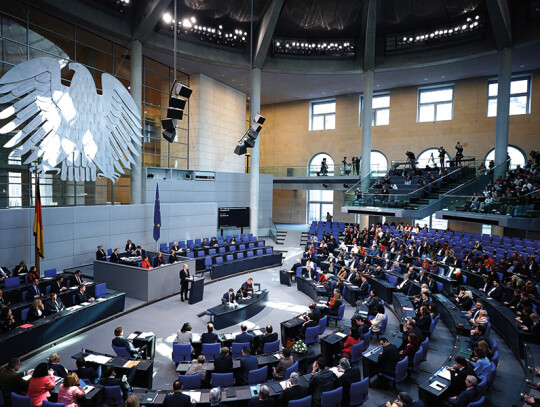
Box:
239 355 258 381
449 364 475 395
278 384 309 407
71 274 84 286
45 298 65 315
27 307 45 322
48 362 67 378
75 291 90 304
309 369 337 406
378 344 399 375
448 386 479 407
125 243 136 252
110 253 120 263
30 284 42 297
51 281 64 294
135 249 146 258
427 279 439 293
416 315 432 335
487 286 503 301
0 367 29 402
154 256 165 267
201 332 218 344
213 355 233 373
180 268 191 284
112 336 137 357
312 307 322 323
338 367 361 406
248 399 276 407
366 296 380 316
74 366 99 383
222 292 236 304
261 332 278 347
163 392 192 407
359 280 369 297
235 332 254 344
96 249 107 261
99 376 130 399
300 320 317 338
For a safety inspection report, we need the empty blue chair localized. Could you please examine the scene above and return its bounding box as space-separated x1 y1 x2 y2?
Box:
211 372 234 387
215 256 224 264
263 339 280 353
361 331 371 352
187 239 194 246
304 326 319 345
103 386 124 406
186 252 194 258
379 357 408 391
266 247 273 254
377 315 388 338
328 304 345 326
228 245 236 252
436 282 443 292
248 243 255 249
11 393 32 407
490 338 498 353
204 256 213 271
420 337 430 361
256 249 263 256
202 343 220 361
320 386 342 407
429 315 440 337
239 244 246 250
44 268 57 278
225 254 234 262
231 342 244 358
196 250 204 257
94 282 107 298
20 308 30 322
180 373 201 390
4 277 19 288
195 238 201 245
476 375 488 396
318 315 328 335
248 366 268 385
247 251 254 258
257 241 265 247
467 396 486 407
410 348 423 372
285 361 298 380
218 247 225 254
485 322 491 337
172 344 192 363
350 342 363 364
237 252 244 260
112 345 131 358
289 395 312 407
159 243 168 252
42 402 64 407
209 248 217 255
487 362 497 389
108 248 113 255
349 377 369 406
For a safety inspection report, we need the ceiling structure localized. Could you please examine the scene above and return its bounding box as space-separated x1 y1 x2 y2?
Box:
30 0 540 104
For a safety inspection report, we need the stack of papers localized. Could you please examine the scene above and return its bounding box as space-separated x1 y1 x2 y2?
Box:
273 354 281 359
252 329 263 336
335 332 347 338
83 385 94 393
329 366 345 378
437 368 452 380
123 360 140 368
85 354 111 364
191 333 202 342
189 391 201 402
80 302 91 306
127 333 138 340
138 331 154 338
69 305 83 310
222 333 234 341
429 380 446 391
279 380 291 390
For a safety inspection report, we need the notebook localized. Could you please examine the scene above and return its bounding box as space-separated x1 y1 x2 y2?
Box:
437 368 452 380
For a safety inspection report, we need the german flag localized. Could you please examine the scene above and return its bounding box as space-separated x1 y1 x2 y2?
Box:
33 177 44 259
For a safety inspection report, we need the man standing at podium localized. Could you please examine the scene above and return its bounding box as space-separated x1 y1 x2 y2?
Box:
179 264 191 302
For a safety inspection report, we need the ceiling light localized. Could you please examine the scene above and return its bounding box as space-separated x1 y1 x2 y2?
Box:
162 13 172 24
191 16 196 23
219 25 223 29
183 19 192 28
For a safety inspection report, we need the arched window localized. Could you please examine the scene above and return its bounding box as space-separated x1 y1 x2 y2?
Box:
417 148 452 169
358 151 388 173
484 146 526 170
308 153 334 176
307 153 334 222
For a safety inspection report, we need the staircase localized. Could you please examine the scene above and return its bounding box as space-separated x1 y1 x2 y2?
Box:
300 231 309 247
276 229 287 245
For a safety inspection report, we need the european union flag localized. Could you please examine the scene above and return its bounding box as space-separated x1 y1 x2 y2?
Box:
153 183 161 242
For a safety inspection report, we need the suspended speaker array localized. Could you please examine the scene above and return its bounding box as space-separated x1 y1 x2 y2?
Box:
161 80 193 143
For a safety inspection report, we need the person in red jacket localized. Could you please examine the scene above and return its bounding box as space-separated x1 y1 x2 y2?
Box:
27 363 56 406
342 328 362 359
140 256 152 269
399 333 420 367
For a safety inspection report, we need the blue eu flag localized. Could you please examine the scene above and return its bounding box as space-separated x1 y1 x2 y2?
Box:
153 183 161 242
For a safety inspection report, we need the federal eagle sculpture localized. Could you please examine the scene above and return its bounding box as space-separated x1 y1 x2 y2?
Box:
0 57 142 182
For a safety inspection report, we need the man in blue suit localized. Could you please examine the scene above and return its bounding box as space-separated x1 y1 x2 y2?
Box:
446 375 479 407
238 346 258 384
163 379 192 407
112 327 147 359
222 288 236 305
235 324 254 346
201 323 219 343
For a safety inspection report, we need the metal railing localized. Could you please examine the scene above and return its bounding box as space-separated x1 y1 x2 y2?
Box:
260 164 387 178
268 219 278 243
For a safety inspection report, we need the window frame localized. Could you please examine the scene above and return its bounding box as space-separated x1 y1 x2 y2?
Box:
417 84 455 122
487 75 532 117
309 99 336 131
359 92 391 126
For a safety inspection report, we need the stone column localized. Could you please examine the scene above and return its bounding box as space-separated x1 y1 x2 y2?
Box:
130 39 143 204
249 67 261 235
361 70 374 179
494 47 512 178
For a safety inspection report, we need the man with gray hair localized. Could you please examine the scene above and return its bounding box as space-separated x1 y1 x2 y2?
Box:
278 372 309 406
338 357 361 406
248 384 274 406
209 387 222 406
446 375 479 407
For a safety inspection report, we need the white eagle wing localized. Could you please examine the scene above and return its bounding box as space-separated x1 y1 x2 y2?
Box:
0 58 64 174
90 73 142 182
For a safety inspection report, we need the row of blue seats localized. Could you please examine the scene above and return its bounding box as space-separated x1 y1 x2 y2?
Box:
2 268 60 289
204 247 274 268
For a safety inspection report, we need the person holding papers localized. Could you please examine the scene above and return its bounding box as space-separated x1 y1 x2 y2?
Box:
99 365 135 401
57 372 85 407
222 288 236 305
242 278 254 294
278 372 308 406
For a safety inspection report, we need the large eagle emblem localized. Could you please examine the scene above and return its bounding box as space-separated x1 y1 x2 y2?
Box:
0 57 141 182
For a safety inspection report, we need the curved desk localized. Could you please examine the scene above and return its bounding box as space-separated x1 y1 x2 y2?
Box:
296 276 327 302
207 289 269 330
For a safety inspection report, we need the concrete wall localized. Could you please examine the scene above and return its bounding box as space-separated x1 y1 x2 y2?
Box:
189 74 247 173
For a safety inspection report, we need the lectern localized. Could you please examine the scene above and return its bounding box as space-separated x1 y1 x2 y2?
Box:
188 276 205 304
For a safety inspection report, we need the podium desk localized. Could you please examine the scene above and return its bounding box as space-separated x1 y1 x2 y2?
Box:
128 331 157 360
279 269 293 286
188 276 205 304
206 289 269 330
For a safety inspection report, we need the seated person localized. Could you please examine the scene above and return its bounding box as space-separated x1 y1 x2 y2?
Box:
0 308 16 332
135 246 146 258
47 352 68 378
74 358 99 383
303 303 322 323
445 356 475 397
112 326 147 359
75 285 94 304
242 278 254 294
29 279 43 298
125 240 136 253
351 315 370 336
27 299 45 322
416 306 432 338
362 290 381 316
51 276 67 293
0 358 29 401
399 318 424 351
299 313 318 339
278 372 309 406
140 256 152 269
201 323 218 343
446 375 479 407
27 266 40 283
153 252 165 267
57 372 86 407
170 242 181 253
169 250 178 264
99 365 136 401
214 347 233 373
341 328 362 359
272 348 294 380
338 358 362 407
260 325 279 352
376 337 399 379
236 285 250 301
110 248 120 263
235 324 254 345
222 288 236 305
71 270 86 286
185 355 207 382
248 385 274 407
163 379 192 407
308 358 337 407
326 290 343 317
238 347 258 384
470 347 490 378
385 393 415 407
96 245 107 261
399 333 420 367
44 293 65 315
370 304 386 334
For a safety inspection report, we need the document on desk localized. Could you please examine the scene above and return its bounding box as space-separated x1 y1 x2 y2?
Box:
191 333 202 342
437 368 452 380
429 380 446 391
335 332 347 338
127 333 138 340
80 302 91 306
138 331 154 338
85 354 112 364
253 329 263 336
222 333 234 341
189 391 201 402
403 307 414 311
123 360 140 368
83 385 94 393
69 305 83 310
329 366 345 378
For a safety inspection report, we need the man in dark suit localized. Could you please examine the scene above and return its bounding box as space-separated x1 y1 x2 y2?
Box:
44 293 65 315
222 288 236 305
397 274 411 293
29 279 42 298
71 270 85 286
112 326 147 359
99 365 136 400
96 245 107 261
214 347 233 373
235 324 254 346
362 290 380 316
260 325 278 352
135 245 146 258
299 313 318 339
308 358 337 407
307 303 322 323
358 275 370 298
0 358 29 404
446 375 479 407
110 248 120 263
51 276 67 293
400 318 424 350
338 358 361 406
487 280 504 301
163 379 192 407
242 278 254 294
75 284 94 304
376 337 399 378
179 264 191 302
278 372 309 407
427 275 439 293
238 347 258 384
351 316 370 336
201 323 218 343
446 356 476 397
125 240 136 253
74 358 99 383
469 325 490 349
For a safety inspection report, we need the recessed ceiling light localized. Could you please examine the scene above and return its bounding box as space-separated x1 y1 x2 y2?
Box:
442 75 446 78
520 64 525 68
424 78 428 80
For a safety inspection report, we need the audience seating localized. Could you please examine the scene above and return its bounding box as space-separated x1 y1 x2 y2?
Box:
263 339 280 353
320 387 342 407
327 304 345 325
284 361 298 380
289 396 312 407
211 372 234 388
231 342 244 358
248 366 268 385
172 344 191 363
201 343 220 361
379 357 408 391
111 345 131 358
318 315 328 334
42 402 64 407
304 326 319 345
180 373 201 390
102 386 124 406
349 378 369 406
11 393 31 407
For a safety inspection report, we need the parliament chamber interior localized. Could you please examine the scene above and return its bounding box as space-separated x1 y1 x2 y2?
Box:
0 0 540 406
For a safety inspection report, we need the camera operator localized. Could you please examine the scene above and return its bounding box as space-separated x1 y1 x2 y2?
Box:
438 146 446 169
455 142 464 166
405 151 416 170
